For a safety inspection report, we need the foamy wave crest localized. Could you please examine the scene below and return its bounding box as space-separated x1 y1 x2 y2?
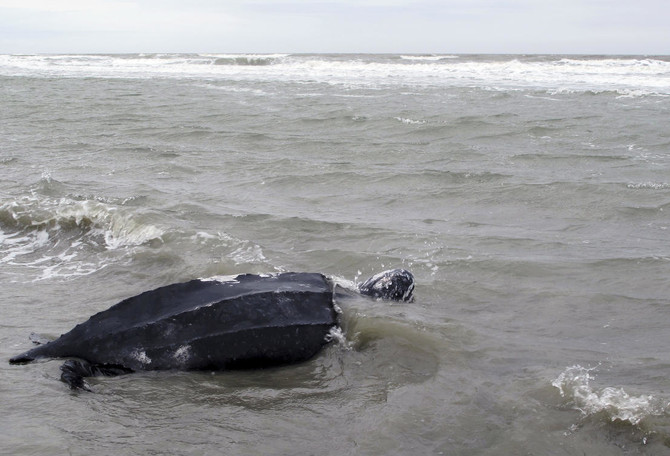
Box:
394 116 425 125
0 196 163 249
55 200 164 249
627 182 670 190
399 55 459 61
0 195 164 281
209 53 288 66
552 366 667 425
324 326 353 350
2 54 669 95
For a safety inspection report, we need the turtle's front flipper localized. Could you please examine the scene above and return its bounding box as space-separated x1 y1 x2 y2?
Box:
59 360 132 391
60 360 93 391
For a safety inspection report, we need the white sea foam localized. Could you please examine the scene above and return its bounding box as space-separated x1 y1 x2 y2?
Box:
230 242 267 265
324 326 352 349
1 54 668 96
627 182 670 190
206 53 289 66
552 365 666 425
52 199 164 250
0 195 164 281
399 55 459 61
394 116 426 125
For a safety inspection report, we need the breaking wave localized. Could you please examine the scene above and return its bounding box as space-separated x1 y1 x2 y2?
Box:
399 54 459 61
1 54 668 96
552 366 668 426
0 194 164 281
210 54 288 66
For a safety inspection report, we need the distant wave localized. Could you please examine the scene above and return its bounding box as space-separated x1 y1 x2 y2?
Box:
208 54 289 66
1 54 669 96
626 181 670 190
399 54 459 61
394 116 426 125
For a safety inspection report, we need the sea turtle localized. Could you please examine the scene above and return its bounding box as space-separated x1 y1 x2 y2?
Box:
9 269 414 390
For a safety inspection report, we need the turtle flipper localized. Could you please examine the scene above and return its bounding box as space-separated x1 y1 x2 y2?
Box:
59 359 132 391
60 360 93 391
7 333 56 364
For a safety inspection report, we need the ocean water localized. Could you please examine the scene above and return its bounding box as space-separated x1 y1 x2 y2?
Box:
1 53 670 455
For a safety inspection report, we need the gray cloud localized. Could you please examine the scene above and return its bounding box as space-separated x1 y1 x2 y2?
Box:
0 0 667 54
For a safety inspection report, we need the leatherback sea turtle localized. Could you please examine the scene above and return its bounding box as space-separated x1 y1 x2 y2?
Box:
9 269 414 390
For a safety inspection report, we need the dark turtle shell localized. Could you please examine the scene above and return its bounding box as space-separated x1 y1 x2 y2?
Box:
10 273 338 372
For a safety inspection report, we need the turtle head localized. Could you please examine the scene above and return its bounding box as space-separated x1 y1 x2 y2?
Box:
358 269 415 302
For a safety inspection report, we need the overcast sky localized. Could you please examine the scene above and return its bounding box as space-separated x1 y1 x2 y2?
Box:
0 0 668 55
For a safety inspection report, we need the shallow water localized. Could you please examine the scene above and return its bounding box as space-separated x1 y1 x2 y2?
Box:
2 54 670 455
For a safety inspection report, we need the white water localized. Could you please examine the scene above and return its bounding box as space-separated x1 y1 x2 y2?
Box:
553 366 668 426
1 54 669 95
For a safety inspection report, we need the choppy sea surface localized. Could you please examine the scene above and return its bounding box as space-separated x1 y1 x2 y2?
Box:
2 53 670 455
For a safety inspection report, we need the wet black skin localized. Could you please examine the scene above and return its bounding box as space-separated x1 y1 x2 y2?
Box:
9 269 414 390
358 269 415 302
